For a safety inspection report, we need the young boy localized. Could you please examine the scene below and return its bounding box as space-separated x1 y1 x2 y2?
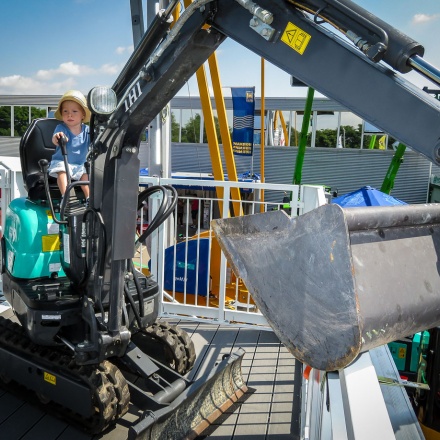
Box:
48 90 91 200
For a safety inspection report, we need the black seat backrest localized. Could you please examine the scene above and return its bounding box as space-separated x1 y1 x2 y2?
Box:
19 118 61 201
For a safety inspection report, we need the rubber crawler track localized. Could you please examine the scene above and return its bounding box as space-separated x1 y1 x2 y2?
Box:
133 321 196 375
0 316 130 434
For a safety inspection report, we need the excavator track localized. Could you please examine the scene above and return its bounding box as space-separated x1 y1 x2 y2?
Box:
132 321 196 375
0 316 130 434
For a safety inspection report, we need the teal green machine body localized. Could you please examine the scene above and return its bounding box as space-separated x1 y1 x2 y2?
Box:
4 198 66 279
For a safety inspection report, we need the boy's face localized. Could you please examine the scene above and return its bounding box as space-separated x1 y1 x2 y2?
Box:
61 100 85 128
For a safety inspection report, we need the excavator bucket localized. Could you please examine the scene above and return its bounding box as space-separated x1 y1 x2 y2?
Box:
212 204 440 371
129 348 247 440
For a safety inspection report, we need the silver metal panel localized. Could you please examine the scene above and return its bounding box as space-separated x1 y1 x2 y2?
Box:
339 352 395 440
327 372 349 440
370 345 425 440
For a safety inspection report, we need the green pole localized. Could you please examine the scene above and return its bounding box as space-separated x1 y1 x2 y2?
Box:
293 87 314 185
368 134 377 149
380 143 406 194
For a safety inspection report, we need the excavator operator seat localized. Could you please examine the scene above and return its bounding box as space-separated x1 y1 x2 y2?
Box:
19 118 62 201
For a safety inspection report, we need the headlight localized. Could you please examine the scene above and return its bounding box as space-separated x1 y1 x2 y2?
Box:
87 86 117 115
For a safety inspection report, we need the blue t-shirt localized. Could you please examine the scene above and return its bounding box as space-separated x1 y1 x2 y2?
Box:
51 123 90 166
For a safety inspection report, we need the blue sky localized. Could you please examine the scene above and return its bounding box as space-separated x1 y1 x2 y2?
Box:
1 0 439 98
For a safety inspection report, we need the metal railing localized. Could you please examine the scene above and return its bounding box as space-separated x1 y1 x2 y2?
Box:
139 176 327 327
0 161 326 328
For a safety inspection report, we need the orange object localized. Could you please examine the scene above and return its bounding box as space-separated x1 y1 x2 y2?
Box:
303 364 312 380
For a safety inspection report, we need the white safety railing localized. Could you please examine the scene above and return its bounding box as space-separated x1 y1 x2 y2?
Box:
138 176 327 328
0 157 27 231
0 165 326 328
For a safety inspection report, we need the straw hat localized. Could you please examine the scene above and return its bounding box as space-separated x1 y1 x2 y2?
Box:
54 90 91 123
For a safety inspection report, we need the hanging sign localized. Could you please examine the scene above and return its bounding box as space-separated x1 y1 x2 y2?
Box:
231 87 255 156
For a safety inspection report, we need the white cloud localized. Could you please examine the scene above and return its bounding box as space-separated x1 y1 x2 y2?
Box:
0 59 125 94
115 45 134 55
0 74 77 94
36 62 93 80
99 63 123 75
412 13 440 25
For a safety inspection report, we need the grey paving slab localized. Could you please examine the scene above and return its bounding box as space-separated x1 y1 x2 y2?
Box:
191 326 241 380
0 393 25 423
57 426 92 440
258 331 283 343
203 412 239 439
273 386 296 398
234 410 269 438
185 323 222 381
252 358 279 367
278 357 296 366
239 398 272 414
20 416 69 440
271 400 295 413
0 404 45 439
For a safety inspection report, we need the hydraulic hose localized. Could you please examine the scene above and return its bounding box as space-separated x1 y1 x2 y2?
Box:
136 185 174 244
288 0 424 73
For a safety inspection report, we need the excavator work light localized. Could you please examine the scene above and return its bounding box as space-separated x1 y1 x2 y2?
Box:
88 86 117 115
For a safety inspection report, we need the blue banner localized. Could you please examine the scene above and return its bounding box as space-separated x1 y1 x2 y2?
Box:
231 87 255 156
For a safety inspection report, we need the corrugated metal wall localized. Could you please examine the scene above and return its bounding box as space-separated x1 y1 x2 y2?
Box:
139 142 431 204
2 137 431 204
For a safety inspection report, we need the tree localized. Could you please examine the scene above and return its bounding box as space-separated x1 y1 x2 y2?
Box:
171 112 180 142
286 123 300 146
300 125 363 148
315 128 337 148
181 113 222 143
14 106 30 136
340 124 363 149
0 106 11 136
31 107 46 121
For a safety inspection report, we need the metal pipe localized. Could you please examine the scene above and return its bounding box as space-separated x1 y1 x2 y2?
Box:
163 0 181 18
408 55 440 87
234 0 273 24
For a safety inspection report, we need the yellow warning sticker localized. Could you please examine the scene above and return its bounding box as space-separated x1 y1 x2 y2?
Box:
398 347 406 359
281 22 311 55
46 210 53 220
42 235 60 252
44 372 56 385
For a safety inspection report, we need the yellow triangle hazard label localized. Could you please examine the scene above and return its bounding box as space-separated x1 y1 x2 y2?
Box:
286 30 296 44
281 22 311 55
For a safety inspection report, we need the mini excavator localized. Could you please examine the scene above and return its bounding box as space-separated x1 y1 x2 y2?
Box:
2 0 440 438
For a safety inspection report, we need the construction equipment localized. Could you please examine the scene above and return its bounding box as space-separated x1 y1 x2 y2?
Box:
2 0 440 437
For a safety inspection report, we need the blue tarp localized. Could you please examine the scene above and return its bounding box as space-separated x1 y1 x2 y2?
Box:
163 238 210 296
332 186 407 207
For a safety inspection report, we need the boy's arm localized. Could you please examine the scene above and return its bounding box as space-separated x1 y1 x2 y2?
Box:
52 126 68 146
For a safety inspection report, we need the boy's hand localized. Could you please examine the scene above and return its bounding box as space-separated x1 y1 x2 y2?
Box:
52 132 68 145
